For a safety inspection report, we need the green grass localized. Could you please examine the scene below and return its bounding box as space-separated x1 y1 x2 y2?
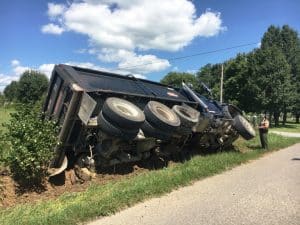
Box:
270 121 300 133
0 133 299 225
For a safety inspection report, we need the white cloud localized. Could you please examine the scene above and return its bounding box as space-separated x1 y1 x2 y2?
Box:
47 3 66 18
194 11 226 37
66 62 109 72
0 74 19 89
11 60 30 76
98 49 170 74
64 61 146 78
0 59 147 91
0 60 30 90
37 62 109 79
38 63 55 78
187 69 197 74
257 42 261 48
41 23 64 35
42 0 226 74
57 1 225 51
11 59 20 66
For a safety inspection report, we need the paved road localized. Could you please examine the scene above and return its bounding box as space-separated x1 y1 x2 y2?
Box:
88 144 300 225
270 131 300 138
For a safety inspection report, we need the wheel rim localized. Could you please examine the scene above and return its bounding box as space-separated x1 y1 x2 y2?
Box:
172 105 199 124
113 102 139 117
156 106 176 122
110 98 141 118
179 108 191 118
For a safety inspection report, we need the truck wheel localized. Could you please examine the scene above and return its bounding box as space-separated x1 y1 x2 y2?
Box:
98 111 139 140
102 97 145 129
222 105 232 119
141 120 171 141
233 114 255 140
172 105 199 127
223 104 243 119
144 101 180 132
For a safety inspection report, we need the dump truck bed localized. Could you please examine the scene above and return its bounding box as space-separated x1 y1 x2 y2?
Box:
48 64 194 102
43 64 198 124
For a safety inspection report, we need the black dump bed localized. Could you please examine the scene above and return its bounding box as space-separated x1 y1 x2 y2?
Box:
43 64 198 125
51 64 193 103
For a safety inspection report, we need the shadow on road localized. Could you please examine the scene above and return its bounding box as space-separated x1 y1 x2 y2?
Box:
291 158 300 161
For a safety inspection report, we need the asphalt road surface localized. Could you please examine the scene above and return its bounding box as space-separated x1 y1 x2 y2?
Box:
88 143 300 225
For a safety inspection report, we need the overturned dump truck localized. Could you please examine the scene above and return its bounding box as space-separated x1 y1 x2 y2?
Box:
44 64 255 176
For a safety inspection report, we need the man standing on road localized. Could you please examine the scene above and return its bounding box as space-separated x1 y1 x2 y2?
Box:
259 115 270 149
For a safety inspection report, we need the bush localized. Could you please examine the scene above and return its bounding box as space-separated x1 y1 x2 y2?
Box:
2 104 58 186
0 130 7 165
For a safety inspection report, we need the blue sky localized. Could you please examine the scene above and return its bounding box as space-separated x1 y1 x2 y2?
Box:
0 0 299 91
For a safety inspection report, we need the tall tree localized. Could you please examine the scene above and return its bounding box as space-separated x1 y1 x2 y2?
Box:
255 47 293 126
293 52 300 123
223 53 261 112
197 63 221 98
17 70 49 104
160 72 199 90
261 25 282 49
281 26 300 123
261 25 300 124
4 81 19 102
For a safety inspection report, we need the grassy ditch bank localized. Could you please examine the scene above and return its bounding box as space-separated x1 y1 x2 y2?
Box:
270 121 300 133
0 133 300 225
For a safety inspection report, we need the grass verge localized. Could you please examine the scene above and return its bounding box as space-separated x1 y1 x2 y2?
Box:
270 121 300 133
0 133 299 225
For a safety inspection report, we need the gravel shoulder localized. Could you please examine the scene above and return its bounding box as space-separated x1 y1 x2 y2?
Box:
88 143 300 225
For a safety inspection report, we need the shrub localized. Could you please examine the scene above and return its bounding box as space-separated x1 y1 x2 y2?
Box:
0 131 10 165
2 104 58 186
0 130 6 164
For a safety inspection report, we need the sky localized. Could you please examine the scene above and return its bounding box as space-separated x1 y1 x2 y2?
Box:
0 0 299 91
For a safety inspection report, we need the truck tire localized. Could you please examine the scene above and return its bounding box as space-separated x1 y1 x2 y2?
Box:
102 97 145 129
223 104 242 119
98 111 139 140
144 101 180 132
222 105 232 119
233 114 255 140
172 105 199 127
141 120 171 141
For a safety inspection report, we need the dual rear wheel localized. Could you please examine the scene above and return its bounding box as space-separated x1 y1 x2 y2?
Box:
98 97 145 140
98 97 200 140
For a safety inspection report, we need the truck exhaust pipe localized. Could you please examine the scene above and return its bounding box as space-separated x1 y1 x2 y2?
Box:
182 82 209 112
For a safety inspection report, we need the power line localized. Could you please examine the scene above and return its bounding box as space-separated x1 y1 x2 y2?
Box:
117 42 259 71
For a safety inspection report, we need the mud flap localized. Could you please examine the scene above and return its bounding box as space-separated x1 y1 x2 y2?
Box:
48 156 68 177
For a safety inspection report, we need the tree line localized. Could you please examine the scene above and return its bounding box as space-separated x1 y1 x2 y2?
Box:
161 25 300 126
2 70 49 104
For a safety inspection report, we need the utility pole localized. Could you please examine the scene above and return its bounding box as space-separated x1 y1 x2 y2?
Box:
220 64 224 103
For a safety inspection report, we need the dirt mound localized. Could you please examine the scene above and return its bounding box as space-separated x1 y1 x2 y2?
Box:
0 162 153 208
0 151 200 208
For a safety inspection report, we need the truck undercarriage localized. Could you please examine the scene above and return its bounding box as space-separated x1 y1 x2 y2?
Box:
44 64 255 177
